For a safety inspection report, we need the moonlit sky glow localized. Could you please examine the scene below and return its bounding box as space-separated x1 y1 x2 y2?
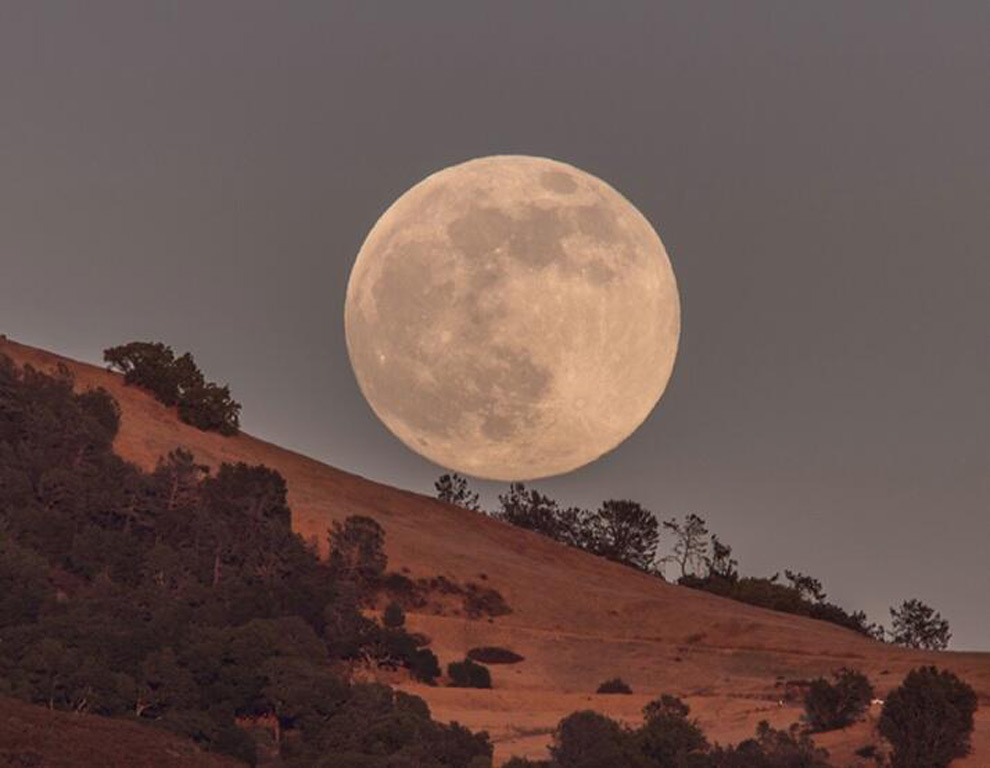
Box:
1 3 988 647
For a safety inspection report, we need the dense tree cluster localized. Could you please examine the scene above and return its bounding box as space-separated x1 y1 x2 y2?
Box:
104 342 241 435
493 482 661 572
879 666 977 768
0 356 490 766
435 475 890 639
499 666 979 767
678 564 883 639
504 696 833 768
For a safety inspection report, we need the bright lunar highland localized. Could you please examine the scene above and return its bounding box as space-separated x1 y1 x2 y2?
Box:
345 155 680 481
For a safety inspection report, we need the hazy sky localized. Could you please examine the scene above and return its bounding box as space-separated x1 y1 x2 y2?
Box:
2 3 988 648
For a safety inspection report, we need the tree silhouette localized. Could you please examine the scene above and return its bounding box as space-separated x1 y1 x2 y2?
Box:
434 473 482 512
889 599 951 650
328 515 388 591
879 666 977 768
495 482 587 547
662 514 709 579
804 668 874 732
104 341 240 435
784 570 826 604
705 534 738 582
638 695 708 766
589 499 659 571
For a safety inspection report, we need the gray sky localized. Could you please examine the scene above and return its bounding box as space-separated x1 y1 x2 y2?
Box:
2 2 988 648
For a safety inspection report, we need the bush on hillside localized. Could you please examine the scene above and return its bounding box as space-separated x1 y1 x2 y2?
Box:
550 710 645 768
638 695 708 765
448 658 492 689
708 721 833 768
879 666 977 768
680 572 880 639
596 677 633 694
854 744 879 760
804 668 874 732
467 646 524 665
383 601 406 629
409 648 442 685
463 581 512 618
504 701 838 767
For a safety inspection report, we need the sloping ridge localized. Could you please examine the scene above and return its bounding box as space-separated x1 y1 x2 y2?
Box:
0 696 241 768
2 337 988 766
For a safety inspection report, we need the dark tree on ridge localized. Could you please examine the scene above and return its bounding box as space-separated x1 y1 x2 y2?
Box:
434 473 482 512
889 598 951 650
589 499 659 571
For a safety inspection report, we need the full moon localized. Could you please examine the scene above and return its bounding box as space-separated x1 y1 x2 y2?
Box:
345 156 680 481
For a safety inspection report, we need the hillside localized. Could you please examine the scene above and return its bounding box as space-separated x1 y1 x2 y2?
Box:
0 696 241 768
2 336 987 766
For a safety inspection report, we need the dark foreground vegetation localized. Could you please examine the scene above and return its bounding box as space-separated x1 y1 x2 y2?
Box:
0 356 490 766
0 350 976 768
436 474 951 647
505 667 977 768
803 668 874 733
505 696 832 768
879 666 978 768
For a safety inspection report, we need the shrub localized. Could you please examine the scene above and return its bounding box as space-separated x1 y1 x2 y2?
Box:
550 710 644 768
854 744 879 760
680 572 879 639
804 668 873 732
463 583 512 618
409 648 442 685
596 677 633 694
879 666 977 768
637 695 708 765
709 721 832 767
383 601 406 629
447 658 492 689
467 646 524 665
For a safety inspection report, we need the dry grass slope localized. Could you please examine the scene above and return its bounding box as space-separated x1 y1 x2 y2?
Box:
0 696 241 768
2 337 988 767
